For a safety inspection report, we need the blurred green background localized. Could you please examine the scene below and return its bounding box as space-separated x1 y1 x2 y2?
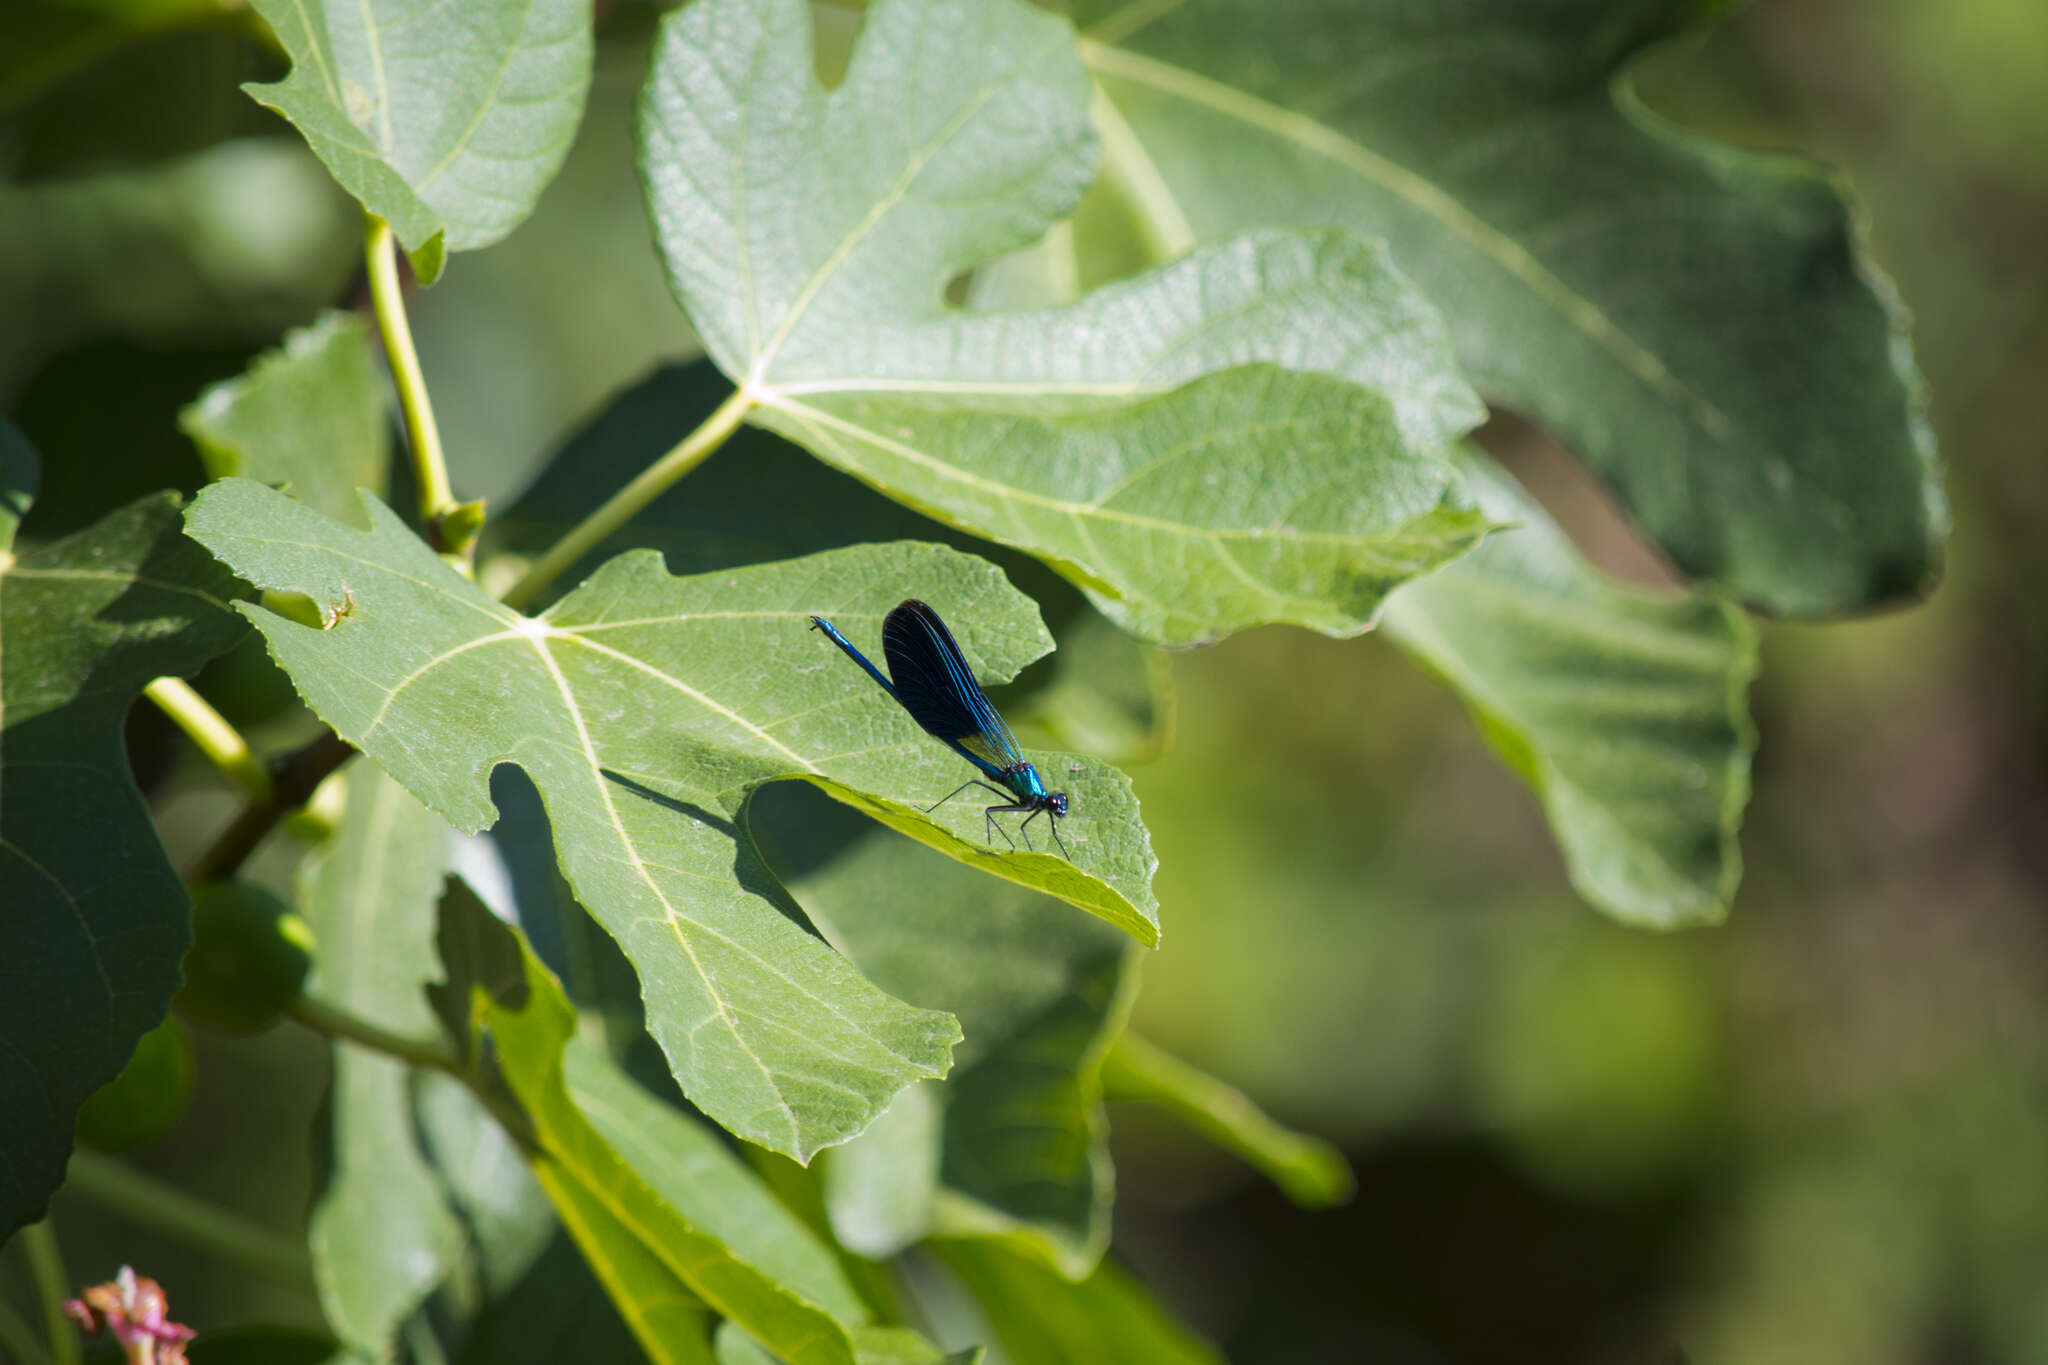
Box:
5 0 2046 1361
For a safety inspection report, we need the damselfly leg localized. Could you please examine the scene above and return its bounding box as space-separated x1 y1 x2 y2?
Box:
814 601 1076 863
925 779 1019 850
1018 804 1071 859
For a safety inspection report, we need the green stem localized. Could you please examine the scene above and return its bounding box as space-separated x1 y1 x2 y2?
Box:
187 731 355 884
143 677 271 802
365 215 463 557
18 1221 78 1365
500 386 755 611
290 995 463 1074
1101 1032 1354 1206
61 1153 314 1292
289 997 535 1150
0 1292 51 1365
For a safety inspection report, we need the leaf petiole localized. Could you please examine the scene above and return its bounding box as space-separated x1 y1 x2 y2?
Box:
0 1293 51 1365
187 732 356 883
290 994 462 1075
364 215 470 565
288 996 535 1151
62 1153 315 1291
17 1220 78 1365
500 384 754 611
143 677 271 803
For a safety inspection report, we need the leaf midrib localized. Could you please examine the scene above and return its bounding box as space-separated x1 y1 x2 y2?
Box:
516 624 950 1138
525 632 804 1147
765 393 1445 545
360 612 849 756
1076 39 1751 454
348 0 394 150
290 0 557 216
414 0 547 195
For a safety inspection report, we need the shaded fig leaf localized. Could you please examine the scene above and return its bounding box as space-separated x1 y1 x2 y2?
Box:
1075 0 1944 615
1382 451 1756 926
0 424 244 1237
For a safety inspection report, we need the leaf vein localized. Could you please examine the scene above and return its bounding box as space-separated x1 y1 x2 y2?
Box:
555 634 814 769
524 636 801 1146
416 0 545 193
1079 40 1748 450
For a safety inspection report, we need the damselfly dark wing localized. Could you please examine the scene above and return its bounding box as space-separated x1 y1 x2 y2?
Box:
813 600 1070 858
881 600 1028 775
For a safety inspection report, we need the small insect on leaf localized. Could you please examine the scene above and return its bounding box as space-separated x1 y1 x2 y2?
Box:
811 600 1074 860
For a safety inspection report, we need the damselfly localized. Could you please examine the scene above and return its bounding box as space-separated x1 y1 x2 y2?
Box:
809 600 1071 859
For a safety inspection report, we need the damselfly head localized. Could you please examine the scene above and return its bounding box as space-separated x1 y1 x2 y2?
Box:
1047 791 1069 817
